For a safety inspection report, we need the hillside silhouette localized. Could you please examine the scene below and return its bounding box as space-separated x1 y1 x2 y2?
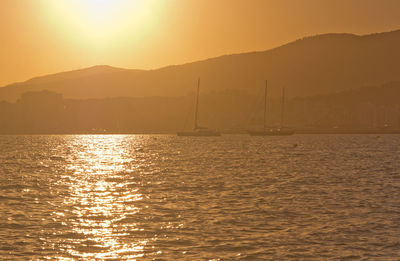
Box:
0 29 400 102
1 81 400 134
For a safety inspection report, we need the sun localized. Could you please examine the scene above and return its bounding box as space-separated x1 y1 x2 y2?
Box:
72 0 145 29
41 0 164 47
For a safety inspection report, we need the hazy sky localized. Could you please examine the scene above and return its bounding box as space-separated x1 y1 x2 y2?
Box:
0 0 400 86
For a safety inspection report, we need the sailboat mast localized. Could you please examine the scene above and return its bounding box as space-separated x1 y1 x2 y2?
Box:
194 78 200 129
263 80 268 132
280 87 285 128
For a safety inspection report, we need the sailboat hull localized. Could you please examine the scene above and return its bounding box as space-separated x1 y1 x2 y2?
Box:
248 83 294 136
177 78 221 137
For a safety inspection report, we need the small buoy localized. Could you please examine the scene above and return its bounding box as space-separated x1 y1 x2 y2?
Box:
376 136 380 139
293 143 298 148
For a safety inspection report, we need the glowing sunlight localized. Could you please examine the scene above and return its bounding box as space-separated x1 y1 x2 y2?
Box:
56 135 146 259
41 0 164 47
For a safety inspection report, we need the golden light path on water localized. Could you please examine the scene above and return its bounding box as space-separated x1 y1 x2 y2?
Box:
57 135 147 260
1 135 400 259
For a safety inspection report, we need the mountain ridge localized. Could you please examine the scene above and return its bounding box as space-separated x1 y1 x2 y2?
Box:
1 29 400 102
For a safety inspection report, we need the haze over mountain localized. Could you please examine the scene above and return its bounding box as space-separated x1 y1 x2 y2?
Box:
1 29 400 102
1 81 399 134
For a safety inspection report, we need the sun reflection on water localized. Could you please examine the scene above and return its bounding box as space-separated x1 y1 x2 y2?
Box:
54 135 146 260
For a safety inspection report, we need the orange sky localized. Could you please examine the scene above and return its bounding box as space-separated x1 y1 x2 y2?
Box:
0 0 400 86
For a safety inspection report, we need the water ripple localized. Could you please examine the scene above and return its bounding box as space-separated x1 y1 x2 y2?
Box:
0 134 400 259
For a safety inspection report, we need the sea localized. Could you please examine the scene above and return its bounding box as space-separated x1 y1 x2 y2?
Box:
0 134 399 260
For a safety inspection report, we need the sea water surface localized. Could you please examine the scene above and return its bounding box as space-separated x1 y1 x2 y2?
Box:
0 134 399 260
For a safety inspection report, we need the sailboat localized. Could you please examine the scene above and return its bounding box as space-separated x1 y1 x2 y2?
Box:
248 81 295 136
177 78 221 137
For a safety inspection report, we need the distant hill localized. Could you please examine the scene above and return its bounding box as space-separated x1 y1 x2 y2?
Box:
1 81 399 134
1 29 400 102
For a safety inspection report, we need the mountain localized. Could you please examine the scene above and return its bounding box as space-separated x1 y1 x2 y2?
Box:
23 65 128 85
1 29 400 102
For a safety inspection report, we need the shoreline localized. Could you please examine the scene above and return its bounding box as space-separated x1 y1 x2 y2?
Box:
1 129 400 135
